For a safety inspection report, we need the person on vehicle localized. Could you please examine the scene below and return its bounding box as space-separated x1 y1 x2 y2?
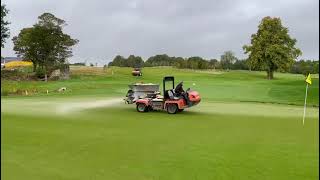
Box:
175 81 184 94
174 81 191 106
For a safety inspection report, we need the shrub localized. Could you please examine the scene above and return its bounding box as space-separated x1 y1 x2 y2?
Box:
1 89 9 96
35 68 46 78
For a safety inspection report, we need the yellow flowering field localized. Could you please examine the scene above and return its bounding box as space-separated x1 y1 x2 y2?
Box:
4 60 33 69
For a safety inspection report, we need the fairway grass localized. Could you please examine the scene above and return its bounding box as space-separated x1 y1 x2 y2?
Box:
1 67 319 179
1 97 319 180
1 96 318 118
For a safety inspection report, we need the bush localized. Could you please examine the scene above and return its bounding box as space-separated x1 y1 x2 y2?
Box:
1 69 30 80
1 89 9 96
35 68 46 78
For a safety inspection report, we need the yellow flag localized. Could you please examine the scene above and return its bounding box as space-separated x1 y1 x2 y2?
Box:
305 73 312 85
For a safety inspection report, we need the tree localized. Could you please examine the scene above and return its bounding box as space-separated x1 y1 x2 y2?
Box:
289 59 319 75
175 57 187 69
243 16 302 79
173 57 185 68
127 55 144 68
231 59 249 70
110 55 126 67
146 54 173 66
108 55 144 67
1 4 10 48
220 51 237 70
13 13 78 81
198 58 209 69
209 59 219 69
12 28 39 71
313 61 319 74
186 56 209 69
132 56 144 68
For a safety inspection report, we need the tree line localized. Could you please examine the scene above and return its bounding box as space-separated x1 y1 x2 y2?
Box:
107 53 318 74
108 52 241 70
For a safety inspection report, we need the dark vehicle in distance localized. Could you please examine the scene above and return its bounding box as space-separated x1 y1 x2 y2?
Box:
132 68 142 76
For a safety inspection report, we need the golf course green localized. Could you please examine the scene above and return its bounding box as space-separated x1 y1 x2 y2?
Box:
1 67 319 180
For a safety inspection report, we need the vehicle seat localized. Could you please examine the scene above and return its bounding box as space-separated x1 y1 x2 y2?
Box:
168 90 179 100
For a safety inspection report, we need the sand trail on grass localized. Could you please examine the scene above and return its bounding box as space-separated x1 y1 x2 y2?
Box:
2 97 124 115
2 97 318 118
57 98 123 114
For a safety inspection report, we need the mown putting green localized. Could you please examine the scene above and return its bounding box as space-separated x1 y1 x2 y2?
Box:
1 67 319 179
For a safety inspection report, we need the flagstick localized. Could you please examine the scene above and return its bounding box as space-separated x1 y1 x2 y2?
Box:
302 83 309 125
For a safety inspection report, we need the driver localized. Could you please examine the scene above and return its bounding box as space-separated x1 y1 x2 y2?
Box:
175 81 184 94
174 81 191 106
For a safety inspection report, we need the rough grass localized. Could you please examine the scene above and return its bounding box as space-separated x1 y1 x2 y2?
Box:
70 66 110 76
1 67 319 180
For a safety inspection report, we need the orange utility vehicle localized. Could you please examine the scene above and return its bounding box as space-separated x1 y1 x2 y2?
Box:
132 68 142 76
135 76 201 114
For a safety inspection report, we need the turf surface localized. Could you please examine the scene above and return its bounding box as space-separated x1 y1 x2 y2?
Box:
1 67 319 179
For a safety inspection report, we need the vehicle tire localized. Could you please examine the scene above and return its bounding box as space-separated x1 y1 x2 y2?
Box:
167 104 178 114
178 109 184 112
136 103 148 112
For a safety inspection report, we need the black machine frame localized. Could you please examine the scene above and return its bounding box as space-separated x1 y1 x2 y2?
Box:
163 76 175 96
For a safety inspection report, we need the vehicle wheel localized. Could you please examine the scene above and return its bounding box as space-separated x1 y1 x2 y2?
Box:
178 109 184 112
167 104 178 114
136 103 148 112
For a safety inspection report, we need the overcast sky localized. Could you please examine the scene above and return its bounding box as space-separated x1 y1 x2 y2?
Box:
1 0 319 65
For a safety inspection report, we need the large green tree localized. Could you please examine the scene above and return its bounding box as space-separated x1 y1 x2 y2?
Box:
13 13 78 81
243 16 302 79
1 4 10 48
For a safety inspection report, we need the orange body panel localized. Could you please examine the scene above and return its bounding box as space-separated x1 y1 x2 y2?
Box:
164 99 186 109
136 99 150 106
188 90 201 106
